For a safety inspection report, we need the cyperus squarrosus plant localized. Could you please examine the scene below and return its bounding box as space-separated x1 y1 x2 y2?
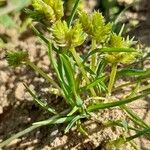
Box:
1 0 150 149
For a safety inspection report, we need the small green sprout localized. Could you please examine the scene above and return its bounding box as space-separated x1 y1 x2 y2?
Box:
6 51 28 67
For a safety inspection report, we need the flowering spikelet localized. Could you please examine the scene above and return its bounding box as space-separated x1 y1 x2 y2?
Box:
67 21 85 48
51 20 69 47
105 34 140 64
32 0 64 23
79 11 112 44
6 51 28 67
51 20 85 48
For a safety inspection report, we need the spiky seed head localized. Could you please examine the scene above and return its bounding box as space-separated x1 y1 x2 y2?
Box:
51 20 85 48
105 33 140 64
51 20 69 47
32 0 64 24
79 11 112 44
67 21 85 48
6 51 28 67
79 11 94 35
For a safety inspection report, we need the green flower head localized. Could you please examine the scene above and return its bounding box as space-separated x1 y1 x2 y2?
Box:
67 21 85 48
79 11 112 44
32 0 64 24
105 33 140 64
6 51 28 67
51 20 68 47
51 20 85 48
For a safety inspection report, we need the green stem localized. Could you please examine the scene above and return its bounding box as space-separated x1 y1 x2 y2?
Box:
0 109 70 149
68 0 80 27
88 91 150 112
70 48 96 96
77 120 88 137
121 83 149 129
121 105 149 128
47 44 75 106
112 77 150 92
91 39 97 71
0 124 42 148
126 127 150 142
108 63 117 96
26 61 61 91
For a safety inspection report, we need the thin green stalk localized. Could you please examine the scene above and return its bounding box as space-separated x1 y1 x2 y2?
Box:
68 0 80 27
121 83 149 128
104 121 140 132
0 109 70 149
24 83 58 115
126 127 150 142
108 63 117 96
112 78 150 92
121 105 149 128
0 124 41 148
88 91 150 112
70 48 96 96
91 39 97 71
77 120 88 137
25 61 61 91
138 84 150 93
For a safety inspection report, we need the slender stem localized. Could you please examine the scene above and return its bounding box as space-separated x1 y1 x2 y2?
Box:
77 120 88 137
88 91 150 112
0 124 42 148
112 78 150 92
70 48 96 96
120 83 149 129
26 61 61 91
0 109 70 149
108 63 117 96
91 39 97 71
126 127 150 142
68 0 80 27
121 105 149 128
138 84 150 93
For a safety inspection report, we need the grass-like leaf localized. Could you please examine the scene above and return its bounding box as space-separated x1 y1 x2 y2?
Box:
118 68 150 77
126 127 150 142
65 115 86 133
88 91 150 112
121 105 149 128
24 83 57 115
83 47 136 64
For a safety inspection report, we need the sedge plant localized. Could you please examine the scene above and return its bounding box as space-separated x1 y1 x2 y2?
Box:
0 0 150 149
